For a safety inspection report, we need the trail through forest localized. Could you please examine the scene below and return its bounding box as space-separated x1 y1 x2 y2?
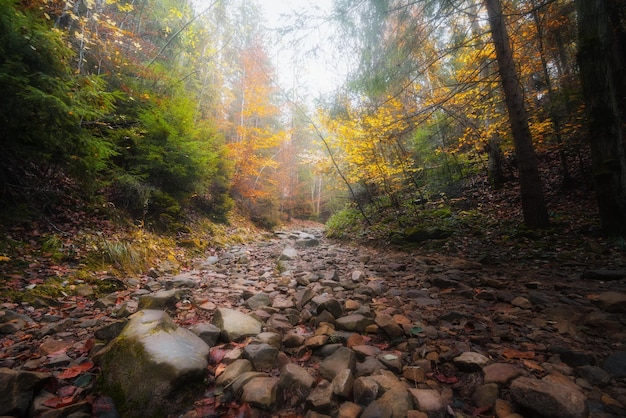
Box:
1 221 625 417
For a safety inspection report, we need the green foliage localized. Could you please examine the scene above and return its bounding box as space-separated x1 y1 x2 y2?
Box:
0 1 116 174
325 207 363 239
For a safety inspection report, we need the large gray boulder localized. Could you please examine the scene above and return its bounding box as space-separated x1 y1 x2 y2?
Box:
95 310 210 417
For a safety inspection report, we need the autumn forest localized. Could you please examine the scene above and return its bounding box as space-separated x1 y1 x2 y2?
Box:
1 0 626 260
2 0 626 416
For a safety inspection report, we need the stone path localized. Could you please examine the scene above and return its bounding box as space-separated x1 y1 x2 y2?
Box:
1 226 626 417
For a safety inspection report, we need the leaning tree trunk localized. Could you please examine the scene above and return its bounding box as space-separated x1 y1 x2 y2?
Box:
576 0 626 237
484 0 550 228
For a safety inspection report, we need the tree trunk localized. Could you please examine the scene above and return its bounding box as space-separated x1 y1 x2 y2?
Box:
576 0 626 237
484 0 550 228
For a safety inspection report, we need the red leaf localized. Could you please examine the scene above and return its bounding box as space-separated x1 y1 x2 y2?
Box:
43 396 76 409
57 362 94 379
209 347 227 365
57 385 79 397
79 338 95 354
435 373 459 384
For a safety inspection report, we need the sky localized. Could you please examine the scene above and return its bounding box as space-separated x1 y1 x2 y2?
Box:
259 0 349 101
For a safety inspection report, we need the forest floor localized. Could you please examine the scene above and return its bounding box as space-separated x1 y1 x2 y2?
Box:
1 158 626 417
0 212 626 417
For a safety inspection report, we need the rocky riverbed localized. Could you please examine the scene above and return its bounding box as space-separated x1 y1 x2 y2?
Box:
1 226 626 417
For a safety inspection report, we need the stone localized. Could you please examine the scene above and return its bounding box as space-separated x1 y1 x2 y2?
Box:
336 314 374 332
332 369 355 398
317 298 344 319
454 352 490 371
189 323 221 347
403 366 426 383
376 387 414 418
95 310 210 417
511 296 533 310
603 351 626 378
256 331 282 349
319 347 356 381
306 381 335 414
283 332 306 348
494 399 516 418
408 389 445 418
241 377 280 410
280 363 315 394
352 344 382 359
377 352 403 374
337 401 363 418
0 368 52 416
212 308 262 342
576 365 611 387
375 313 404 339
472 383 499 408
594 291 626 313
361 401 393 418
353 376 379 405
280 247 298 260
216 359 254 386
273 296 295 309
509 376 587 418
369 370 407 393
356 357 387 377
243 343 279 371
230 371 268 394
245 293 271 310
266 313 294 333
138 289 188 310
482 363 521 384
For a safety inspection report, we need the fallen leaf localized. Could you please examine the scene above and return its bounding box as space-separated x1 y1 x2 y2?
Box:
209 347 227 365
43 395 77 409
435 374 459 384
57 362 94 379
522 359 544 372
502 348 535 359
214 363 227 377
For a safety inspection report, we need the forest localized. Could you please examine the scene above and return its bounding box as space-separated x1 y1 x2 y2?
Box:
1 1 626 417
1 0 625 279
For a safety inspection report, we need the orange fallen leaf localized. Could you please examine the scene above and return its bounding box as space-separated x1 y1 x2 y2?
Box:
214 363 227 377
502 348 535 359
522 359 544 372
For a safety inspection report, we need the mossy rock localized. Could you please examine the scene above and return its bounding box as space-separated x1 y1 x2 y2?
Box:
94 310 210 417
